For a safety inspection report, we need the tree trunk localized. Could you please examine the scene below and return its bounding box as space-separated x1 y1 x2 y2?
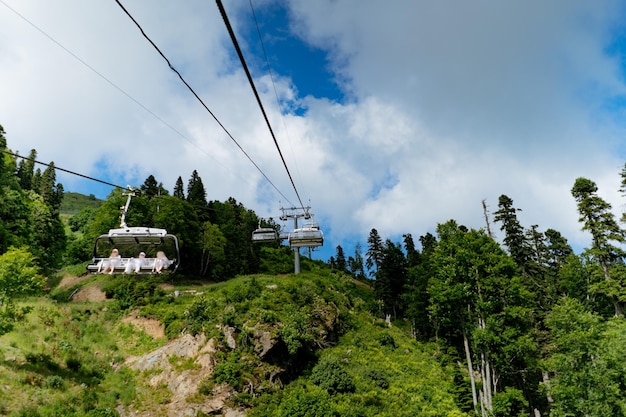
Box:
463 326 479 415
482 199 493 239
479 316 493 415
542 371 553 405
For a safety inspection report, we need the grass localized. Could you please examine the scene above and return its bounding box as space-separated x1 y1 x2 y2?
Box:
0 271 468 417
60 192 102 215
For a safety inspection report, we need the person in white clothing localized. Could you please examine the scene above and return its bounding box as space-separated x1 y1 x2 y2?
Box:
153 251 169 273
124 252 146 274
98 248 121 274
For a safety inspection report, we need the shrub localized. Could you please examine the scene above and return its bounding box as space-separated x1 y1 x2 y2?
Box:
376 332 397 348
365 369 389 389
310 359 355 395
44 375 65 390
277 386 336 417
213 354 244 389
66 357 82 372
184 296 216 334
102 276 163 310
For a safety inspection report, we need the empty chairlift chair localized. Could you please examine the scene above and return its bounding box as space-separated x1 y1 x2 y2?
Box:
289 221 324 248
251 220 279 244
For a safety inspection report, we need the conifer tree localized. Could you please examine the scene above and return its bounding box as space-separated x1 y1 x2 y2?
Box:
403 233 421 268
494 195 534 276
16 149 36 190
141 175 160 198
375 239 407 319
366 228 384 275
187 170 209 221
173 176 185 199
572 177 625 316
347 243 366 280
334 245 347 272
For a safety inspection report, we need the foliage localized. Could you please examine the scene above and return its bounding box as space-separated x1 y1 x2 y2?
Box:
101 276 164 310
0 247 45 335
543 297 626 416
310 358 355 394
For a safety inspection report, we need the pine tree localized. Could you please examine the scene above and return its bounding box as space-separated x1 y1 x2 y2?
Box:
173 176 185 199
375 239 407 319
366 228 384 276
335 245 347 272
572 177 625 316
347 243 366 280
187 170 208 221
39 162 62 213
494 195 534 276
403 233 421 268
16 149 36 190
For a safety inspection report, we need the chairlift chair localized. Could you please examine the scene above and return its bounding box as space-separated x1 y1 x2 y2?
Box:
289 221 324 248
86 188 180 275
251 219 279 243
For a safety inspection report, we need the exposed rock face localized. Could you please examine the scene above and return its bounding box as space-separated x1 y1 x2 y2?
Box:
122 333 242 417
253 329 274 358
117 297 343 416
223 325 237 350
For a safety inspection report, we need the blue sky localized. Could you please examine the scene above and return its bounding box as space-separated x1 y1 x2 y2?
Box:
3 0 626 264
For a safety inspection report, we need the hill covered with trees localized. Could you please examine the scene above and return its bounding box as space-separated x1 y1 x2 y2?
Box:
4 122 626 416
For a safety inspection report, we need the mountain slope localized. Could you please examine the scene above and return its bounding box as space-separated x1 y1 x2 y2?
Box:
0 271 469 416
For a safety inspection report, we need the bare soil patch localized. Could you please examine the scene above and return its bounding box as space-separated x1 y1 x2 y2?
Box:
71 282 108 302
58 273 90 289
122 312 166 339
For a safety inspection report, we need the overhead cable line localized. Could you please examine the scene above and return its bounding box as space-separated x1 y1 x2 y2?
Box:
215 0 307 211
248 0 307 204
2 149 127 190
114 0 294 206
0 0 250 188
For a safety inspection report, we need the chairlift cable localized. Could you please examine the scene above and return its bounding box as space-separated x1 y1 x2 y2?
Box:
2 150 127 190
215 0 307 211
114 0 295 206
248 0 307 204
0 0 252 189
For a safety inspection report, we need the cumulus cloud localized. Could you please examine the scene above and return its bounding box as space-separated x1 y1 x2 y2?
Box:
2 0 626 260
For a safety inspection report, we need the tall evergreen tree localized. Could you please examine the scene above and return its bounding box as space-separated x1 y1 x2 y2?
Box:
16 149 36 190
366 228 384 276
375 239 407 319
334 245 347 272
39 162 63 213
572 177 625 317
32 167 41 192
419 232 437 255
494 195 534 276
347 243 366 280
0 125 6 187
140 175 169 198
403 233 421 268
173 176 185 199
187 170 209 221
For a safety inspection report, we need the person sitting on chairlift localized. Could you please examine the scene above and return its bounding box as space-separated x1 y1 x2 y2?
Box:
124 251 146 274
153 251 169 273
98 248 121 274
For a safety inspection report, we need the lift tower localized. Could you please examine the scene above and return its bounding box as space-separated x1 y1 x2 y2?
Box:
280 206 324 274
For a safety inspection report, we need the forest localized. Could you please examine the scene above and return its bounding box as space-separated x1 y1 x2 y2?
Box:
3 120 626 417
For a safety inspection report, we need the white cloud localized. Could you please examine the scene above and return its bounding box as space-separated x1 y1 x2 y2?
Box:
2 0 626 261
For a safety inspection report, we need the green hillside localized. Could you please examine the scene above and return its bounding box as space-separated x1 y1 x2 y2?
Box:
0 271 468 417
60 192 103 215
